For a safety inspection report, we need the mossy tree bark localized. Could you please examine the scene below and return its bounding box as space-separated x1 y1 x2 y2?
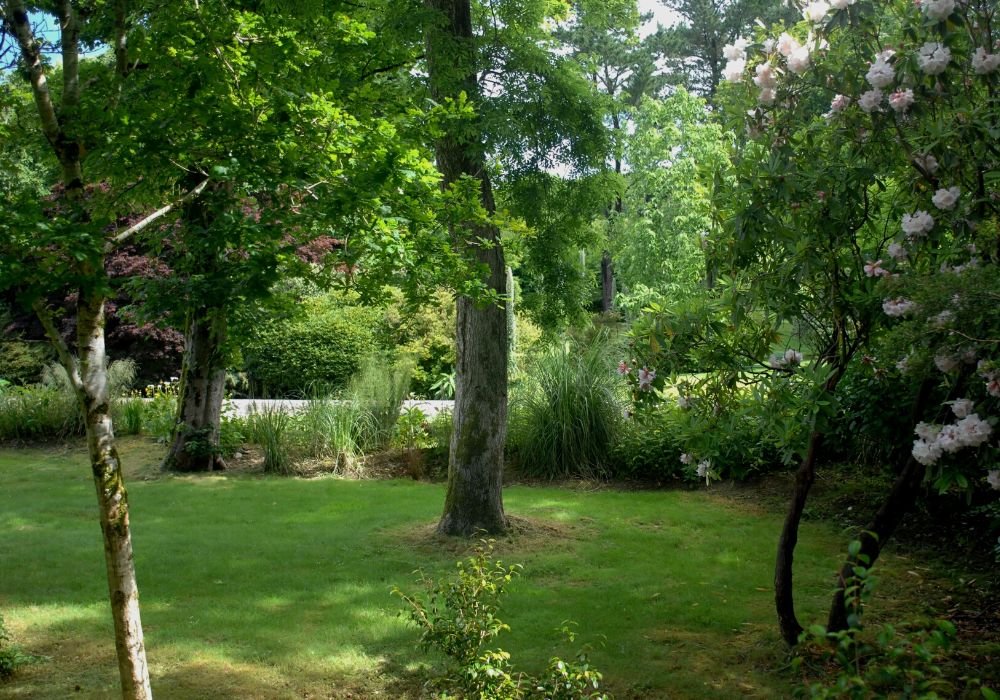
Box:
7 0 154 695
163 306 228 472
425 0 508 536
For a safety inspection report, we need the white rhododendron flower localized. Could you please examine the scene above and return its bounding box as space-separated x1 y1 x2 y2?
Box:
988 470 1000 491
914 153 939 174
829 94 851 112
901 210 934 237
932 186 961 210
931 309 955 328
830 0 854 8
972 47 1000 74
921 0 955 21
887 242 907 260
883 298 917 317
858 89 883 113
889 89 913 113
777 32 800 57
680 453 693 465
787 45 811 74
676 396 691 409
950 399 974 419
754 63 777 89
723 58 746 82
911 412 993 466
912 438 943 466
696 459 712 478
918 42 951 75
866 53 895 88
802 1 830 23
934 353 959 373
723 40 748 61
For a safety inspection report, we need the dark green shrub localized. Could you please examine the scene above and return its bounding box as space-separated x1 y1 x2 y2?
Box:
0 339 51 386
242 296 386 397
509 340 623 479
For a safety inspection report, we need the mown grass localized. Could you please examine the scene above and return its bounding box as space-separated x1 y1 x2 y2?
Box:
0 438 956 699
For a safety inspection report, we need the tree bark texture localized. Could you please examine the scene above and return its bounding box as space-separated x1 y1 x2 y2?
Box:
425 0 508 536
77 291 154 700
826 377 935 632
600 250 614 313
6 2 154 693
774 428 822 646
163 307 228 472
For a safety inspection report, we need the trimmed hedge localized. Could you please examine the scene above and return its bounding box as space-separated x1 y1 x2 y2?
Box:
242 299 386 397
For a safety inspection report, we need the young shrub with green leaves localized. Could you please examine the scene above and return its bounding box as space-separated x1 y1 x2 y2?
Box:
509 340 623 480
793 543 971 699
0 614 34 679
392 542 610 700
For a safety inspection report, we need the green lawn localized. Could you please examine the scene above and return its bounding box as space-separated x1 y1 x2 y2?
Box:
0 440 927 698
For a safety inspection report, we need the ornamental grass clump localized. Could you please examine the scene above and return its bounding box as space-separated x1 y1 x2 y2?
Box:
348 357 412 450
291 391 374 475
509 340 624 479
247 405 293 475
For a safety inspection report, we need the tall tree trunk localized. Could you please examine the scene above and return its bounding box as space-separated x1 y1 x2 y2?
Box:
600 250 615 313
425 0 508 536
164 307 227 472
775 428 823 646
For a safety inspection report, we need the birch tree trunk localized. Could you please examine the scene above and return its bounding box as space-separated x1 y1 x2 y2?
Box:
164 307 228 472
5 1 154 695
76 291 154 700
425 0 508 536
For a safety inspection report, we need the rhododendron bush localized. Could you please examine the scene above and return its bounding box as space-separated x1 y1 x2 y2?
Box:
626 0 999 643
715 0 999 493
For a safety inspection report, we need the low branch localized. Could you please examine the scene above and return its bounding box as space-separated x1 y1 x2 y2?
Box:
105 178 210 251
32 299 84 394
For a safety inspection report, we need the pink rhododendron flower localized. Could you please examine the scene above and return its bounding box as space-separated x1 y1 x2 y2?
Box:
863 259 890 277
723 40 748 61
889 89 914 112
931 186 960 210
887 242 907 260
754 63 777 89
830 95 850 110
638 367 656 390
758 88 777 105
617 360 630 376
777 32 800 58
883 298 917 317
